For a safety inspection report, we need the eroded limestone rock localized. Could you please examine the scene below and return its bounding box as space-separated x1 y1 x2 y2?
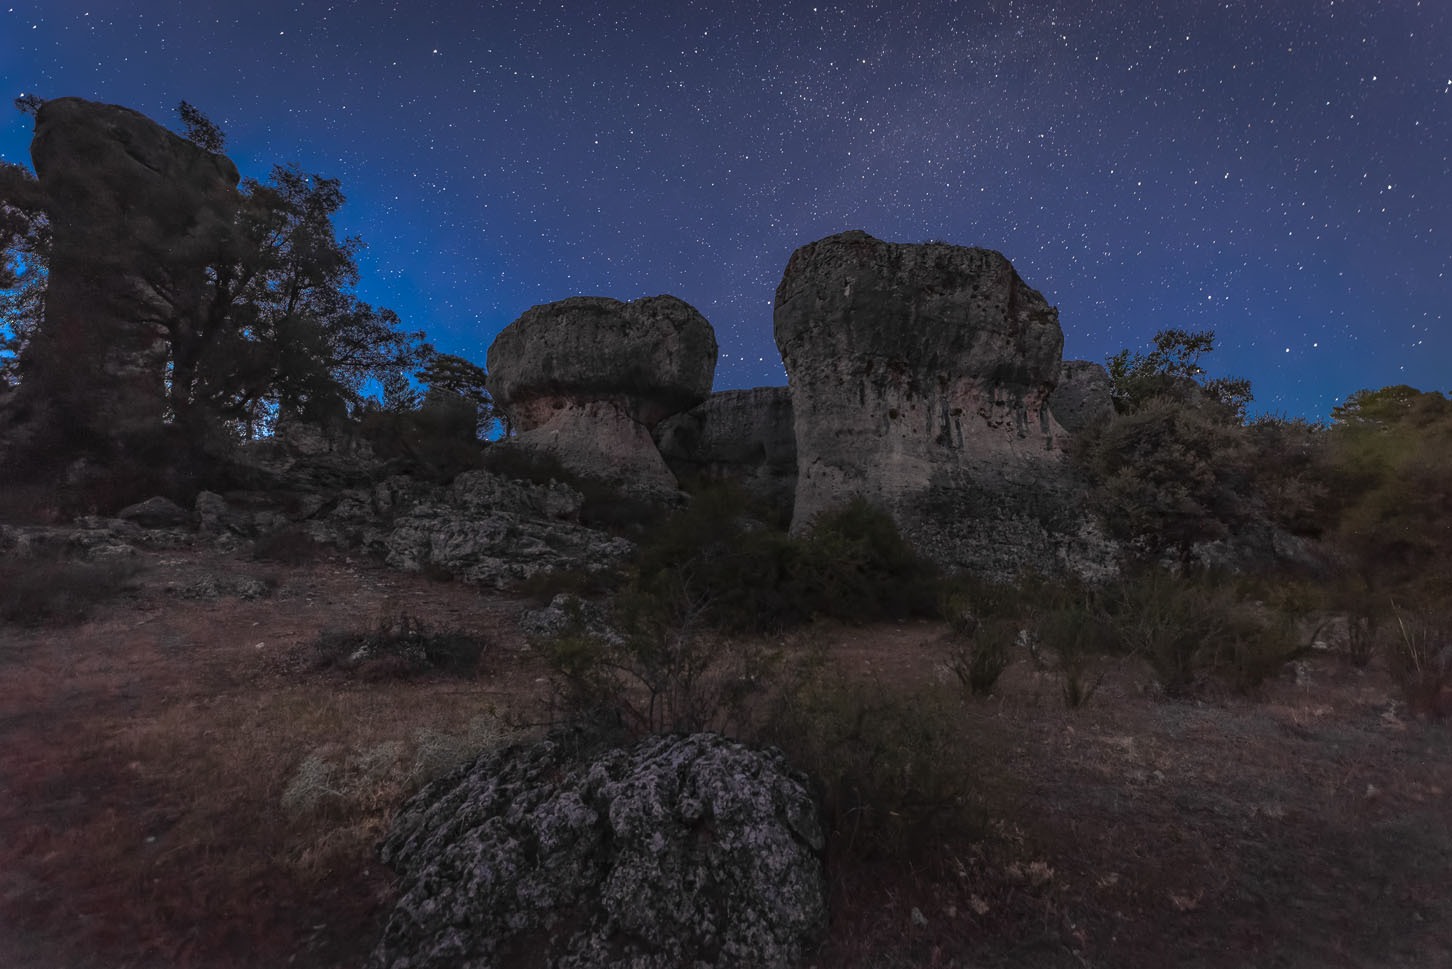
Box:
1 98 240 463
653 386 797 520
371 730 827 969
774 230 1109 579
486 295 718 493
1050 360 1116 436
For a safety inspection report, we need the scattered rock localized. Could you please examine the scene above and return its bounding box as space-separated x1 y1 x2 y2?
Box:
487 295 719 493
117 496 193 529
371 730 827 969
384 507 632 589
519 593 622 646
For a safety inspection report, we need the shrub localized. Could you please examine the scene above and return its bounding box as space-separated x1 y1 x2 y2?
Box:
534 581 788 735
945 617 1015 698
0 552 137 627
757 677 989 863
1034 600 1112 708
632 489 939 635
251 525 331 565
312 610 489 679
1387 602 1452 719
1102 570 1301 697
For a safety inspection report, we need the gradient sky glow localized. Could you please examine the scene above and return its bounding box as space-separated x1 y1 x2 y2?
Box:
3 0 1448 419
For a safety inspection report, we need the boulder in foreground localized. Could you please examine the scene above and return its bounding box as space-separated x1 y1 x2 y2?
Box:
371 730 827 969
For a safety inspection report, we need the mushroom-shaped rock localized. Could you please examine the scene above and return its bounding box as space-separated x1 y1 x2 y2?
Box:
487 295 718 492
371 730 827 969
774 231 1104 579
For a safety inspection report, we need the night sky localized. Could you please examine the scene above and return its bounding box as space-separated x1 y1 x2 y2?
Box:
2 1 1448 420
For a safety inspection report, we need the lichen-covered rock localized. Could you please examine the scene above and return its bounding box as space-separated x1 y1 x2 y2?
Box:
654 386 797 520
1050 360 1115 435
384 507 632 588
486 295 718 492
116 496 193 529
774 230 1108 579
371 730 827 969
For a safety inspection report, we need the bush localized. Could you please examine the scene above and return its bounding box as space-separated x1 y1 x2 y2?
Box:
0 552 137 627
1388 602 1452 719
944 617 1014 698
1102 570 1303 697
534 582 789 735
632 489 939 635
757 677 989 863
251 525 331 565
312 611 489 679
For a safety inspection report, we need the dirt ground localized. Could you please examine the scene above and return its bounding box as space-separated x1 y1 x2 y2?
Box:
1 543 1449 969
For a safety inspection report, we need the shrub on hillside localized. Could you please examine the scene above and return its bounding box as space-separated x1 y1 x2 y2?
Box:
312 611 490 680
0 551 137 627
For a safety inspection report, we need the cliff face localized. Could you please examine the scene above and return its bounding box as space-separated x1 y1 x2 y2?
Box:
774 231 1110 579
2 98 240 469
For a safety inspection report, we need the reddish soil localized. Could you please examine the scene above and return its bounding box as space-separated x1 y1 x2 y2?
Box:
1 544 1448 968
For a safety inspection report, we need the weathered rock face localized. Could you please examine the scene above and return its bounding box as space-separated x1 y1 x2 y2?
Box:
486 295 718 493
371 730 827 969
1050 360 1115 436
5 98 239 457
774 230 1105 578
653 386 797 519
383 468 632 588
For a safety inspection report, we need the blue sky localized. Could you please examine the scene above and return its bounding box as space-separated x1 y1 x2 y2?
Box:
3 0 1448 419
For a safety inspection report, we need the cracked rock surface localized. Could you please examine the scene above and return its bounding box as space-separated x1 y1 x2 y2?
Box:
371 730 827 969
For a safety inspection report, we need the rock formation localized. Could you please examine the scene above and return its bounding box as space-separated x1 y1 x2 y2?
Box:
653 386 797 520
0 98 240 468
774 230 1111 579
371 729 827 969
486 295 718 494
1050 360 1116 435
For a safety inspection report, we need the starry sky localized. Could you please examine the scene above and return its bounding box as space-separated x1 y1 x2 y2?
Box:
2 0 1448 420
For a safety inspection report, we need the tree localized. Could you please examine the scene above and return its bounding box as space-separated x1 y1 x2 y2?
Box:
1106 328 1252 419
1078 329 1260 563
177 101 225 153
161 163 430 439
1324 386 1452 593
0 162 48 388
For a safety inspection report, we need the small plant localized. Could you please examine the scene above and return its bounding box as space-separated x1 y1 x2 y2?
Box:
1035 603 1110 709
535 578 785 735
1387 601 1452 719
946 618 1015 698
312 608 489 679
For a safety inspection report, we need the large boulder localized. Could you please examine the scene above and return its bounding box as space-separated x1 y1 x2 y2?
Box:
486 295 718 493
774 230 1110 579
653 386 797 520
1049 360 1115 435
0 98 240 468
371 730 827 969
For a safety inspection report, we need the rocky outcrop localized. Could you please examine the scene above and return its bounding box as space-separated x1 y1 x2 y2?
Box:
653 386 797 519
1050 360 1115 435
486 295 718 494
0 98 239 467
371 730 827 969
774 230 1109 579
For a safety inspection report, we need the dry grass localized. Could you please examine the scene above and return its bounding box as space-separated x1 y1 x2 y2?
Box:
2 548 1450 969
